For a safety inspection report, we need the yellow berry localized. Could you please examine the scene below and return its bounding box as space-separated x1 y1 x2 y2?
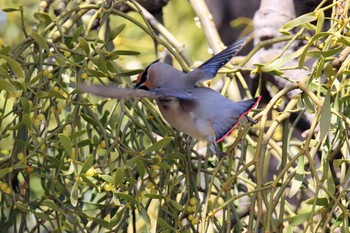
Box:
191 219 199 225
17 153 25 161
26 166 34 173
4 187 12 194
37 113 45 121
53 86 60 92
150 188 157 194
63 51 71 57
151 165 160 171
98 141 106 149
104 183 113 192
0 182 9 191
189 197 198 206
157 44 165 52
145 180 153 189
85 167 96 177
33 118 41 126
186 205 193 212
81 73 89 80
188 215 194 221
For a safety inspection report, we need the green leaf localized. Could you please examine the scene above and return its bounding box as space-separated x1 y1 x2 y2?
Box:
169 200 183 211
100 175 114 184
289 212 313 226
139 208 151 231
33 12 52 27
81 154 94 174
167 152 186 161
315 10 324 34
0 66 11 79
78 37 90 55
70 180 79 207
305 197 328 206
298 32 332 67
47 89 67 99
144 193 165 199
80 174 97 188
109 24 126 41
90 217 110 229
86 68 108 77
42 200 60 211
33 212 52 221
22 114 32 129
58 134 72 156
289 155 304 198
1 8 19 12
144 137 173 154
91 57 109 74
0 78 16 93
62 161 75 175
51 54 66 66
157 217 177 231
20 97 30 114
136 158 145 178
333 159 349 168
68 130 87 140
0 55 24 79
31 32 50 53
109 210 124 228
261 46 304 72
116 69 144 77
72 25 85 41
281 12 316 31
112 50 140 56
320 91 331 140
0 46 11 55
115 192 138 205
0 168 10 179
114 167 124 187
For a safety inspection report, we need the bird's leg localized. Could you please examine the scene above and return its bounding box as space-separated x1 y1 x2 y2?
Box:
209 142 228 160
246 115 257 124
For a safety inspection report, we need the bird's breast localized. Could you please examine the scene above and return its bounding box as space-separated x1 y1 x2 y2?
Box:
155 98 215 142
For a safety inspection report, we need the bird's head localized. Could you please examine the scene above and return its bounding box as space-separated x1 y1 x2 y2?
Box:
135 60 161 90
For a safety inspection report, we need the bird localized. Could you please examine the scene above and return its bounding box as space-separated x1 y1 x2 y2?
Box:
80 35 261 157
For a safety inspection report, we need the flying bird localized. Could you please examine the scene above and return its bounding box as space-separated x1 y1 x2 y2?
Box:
80 36 261 157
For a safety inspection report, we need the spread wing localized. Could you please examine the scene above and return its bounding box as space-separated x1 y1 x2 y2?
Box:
79 84 157 98
214 96 261 143
187 35 250 84
79 84 196 101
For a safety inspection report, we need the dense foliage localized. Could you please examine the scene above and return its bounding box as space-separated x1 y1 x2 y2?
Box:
0 0 349 232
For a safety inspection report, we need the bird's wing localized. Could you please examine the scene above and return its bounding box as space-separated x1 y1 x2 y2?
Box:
214 96 261 143
151 87 195 101
79 84 196 101
79 84 157 99
187 35 250 84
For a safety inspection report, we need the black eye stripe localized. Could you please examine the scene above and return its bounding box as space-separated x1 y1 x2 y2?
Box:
138 59 159 86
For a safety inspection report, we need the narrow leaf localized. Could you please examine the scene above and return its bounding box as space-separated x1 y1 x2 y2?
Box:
320 91 331 140
289 155 304 198
58 134 72 156
282 12 316 31
0 78 16 93
78 37 90 55
114 167 124 187
144 137 173 154
70 180 79 207
0 55 24 79
109 24 126 41
31 32 50 52
81 154 94 174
